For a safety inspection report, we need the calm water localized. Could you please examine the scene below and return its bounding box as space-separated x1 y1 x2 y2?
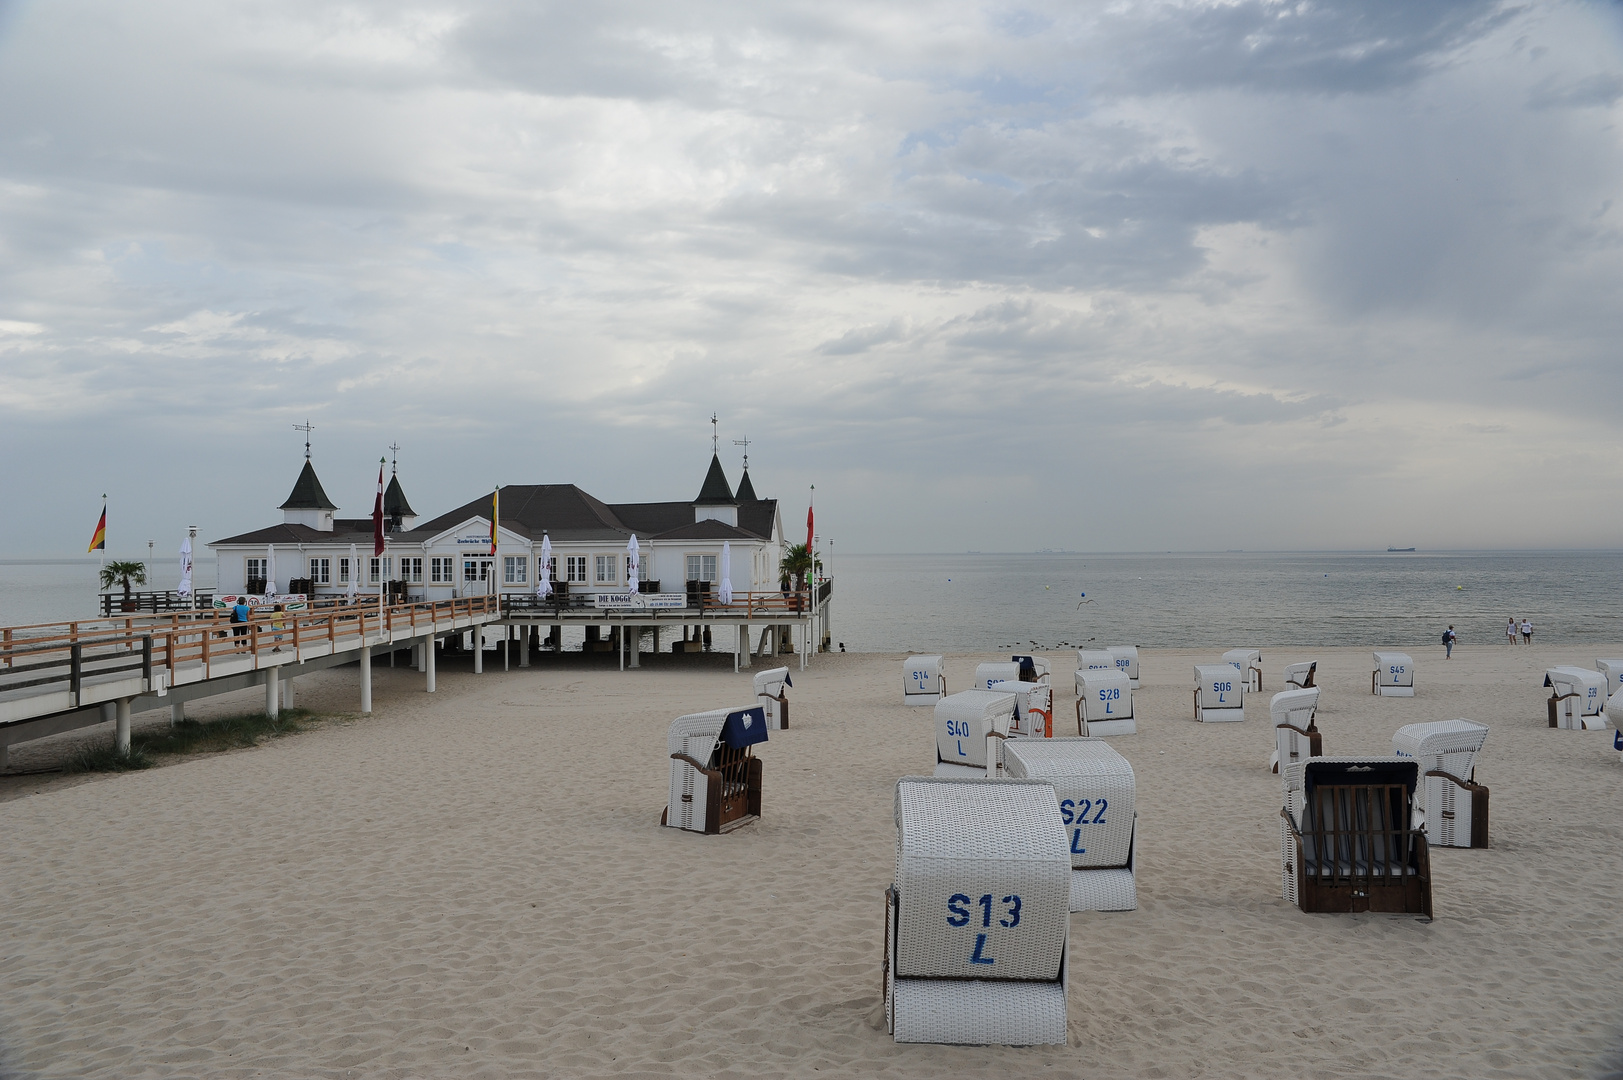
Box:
3 552 1620 653
827 551 1623 652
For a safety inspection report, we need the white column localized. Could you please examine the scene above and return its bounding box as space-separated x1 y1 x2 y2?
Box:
282 674 295 710
503 625 510 671
630 625 641 669
520 624 531 667
116 697 132 754
474 628 483 674
734 624 741 673
265 666 280 719
426 634 436 693
360 644 373 713
170 700 185 725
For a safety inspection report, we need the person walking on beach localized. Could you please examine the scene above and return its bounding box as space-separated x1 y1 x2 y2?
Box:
1507 618 1518 646
1443 625 1457 659
1521 618 1533 645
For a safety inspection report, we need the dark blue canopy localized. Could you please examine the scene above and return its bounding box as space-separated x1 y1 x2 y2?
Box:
721 706 769 749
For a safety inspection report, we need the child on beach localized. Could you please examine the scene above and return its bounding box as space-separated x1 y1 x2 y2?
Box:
271 604 287 652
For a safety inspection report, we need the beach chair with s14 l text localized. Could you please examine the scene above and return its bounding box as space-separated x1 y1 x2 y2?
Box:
1223 649 1263 692
883 777 1071 1046
1075 669 1136 736
1107 645 1140 688
1002 738 1138 913
753 666 791 730
903 655 945 706
990 680 1054 739
1010 654 1051 685
1371 651 1415 696
1279 757 1432 918
1283 661 1318 689
933 690 1017 778
1074 650 1117 697
662 706 766 835
1269 687 1322 773
974 661 1022 691
1544 666 1608 730
1393 719 1490 848
1194 664 1245 722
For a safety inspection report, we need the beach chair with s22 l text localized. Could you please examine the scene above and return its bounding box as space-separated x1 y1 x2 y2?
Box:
1002 738 1138 913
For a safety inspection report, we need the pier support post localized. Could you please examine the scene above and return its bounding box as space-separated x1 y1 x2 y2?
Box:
520 625 531 667
630 626 641 669
504 625 511 672
360 644 373 713
474 629 483 674
265 667 280 719
116 697 132 754
282 674 295 711
170 700 185 726
425 635 436 693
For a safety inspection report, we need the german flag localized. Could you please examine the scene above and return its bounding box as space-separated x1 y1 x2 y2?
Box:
87 501 106 553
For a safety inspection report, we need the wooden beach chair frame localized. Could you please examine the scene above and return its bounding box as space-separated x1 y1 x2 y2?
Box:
1281 759 1432 918
663 710 764 835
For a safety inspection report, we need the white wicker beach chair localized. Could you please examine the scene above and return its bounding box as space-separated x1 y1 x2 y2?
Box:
933 690 1017 777
1074 650 1117 696
1002 738 1137 913
753 666 791 730
1596 659 1623 698
1607 690 1623 758
991 680 1054 739
1194 664 1245 722
1372 651 1415 697
1107 646 1140 688
884 777 1070 1045
1544 666 1608 729
1282 661 1318 690
664 706 766 835
904 655 946 706
974 661 1022 691
1393 719 1489 848
1268 687 1322 773
1223 649 1263 692
1010 655 1052 685
1075 670 1135 737
1279 757 1431 917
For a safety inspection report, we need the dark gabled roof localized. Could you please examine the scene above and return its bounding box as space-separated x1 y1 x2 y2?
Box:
694 454 736 505
735 469 758 501
738 498 777 541
279 461 338 511
384 474 414 517
610 501 694 537
651 519 759 541
212 520 373 546
399 484 631 543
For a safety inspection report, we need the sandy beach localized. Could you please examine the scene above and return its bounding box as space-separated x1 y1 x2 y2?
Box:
1 643 1620 1079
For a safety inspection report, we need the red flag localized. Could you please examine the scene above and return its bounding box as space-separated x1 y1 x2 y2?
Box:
372 461 386 556
805 503 814 553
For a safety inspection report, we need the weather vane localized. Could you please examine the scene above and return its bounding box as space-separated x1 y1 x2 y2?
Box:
710 412 719 454
293 420 314 459
733 433 751 470
389 442 400 475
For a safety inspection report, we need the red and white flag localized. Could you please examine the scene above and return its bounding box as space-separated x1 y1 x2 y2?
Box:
371 460 386 556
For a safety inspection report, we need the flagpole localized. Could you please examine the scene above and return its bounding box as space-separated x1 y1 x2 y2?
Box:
100 494 106 574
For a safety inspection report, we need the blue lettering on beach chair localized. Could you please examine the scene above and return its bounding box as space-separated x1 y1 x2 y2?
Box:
969 933 995 964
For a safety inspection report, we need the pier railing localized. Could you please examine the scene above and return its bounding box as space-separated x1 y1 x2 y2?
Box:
500 587 821 617
0 595 500 707
98 590 216 617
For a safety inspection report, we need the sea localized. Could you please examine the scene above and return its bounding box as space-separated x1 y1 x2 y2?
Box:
3 551 1620 654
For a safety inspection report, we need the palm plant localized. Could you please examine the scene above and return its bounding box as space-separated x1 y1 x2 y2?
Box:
778 544 820 591
99 560 148 599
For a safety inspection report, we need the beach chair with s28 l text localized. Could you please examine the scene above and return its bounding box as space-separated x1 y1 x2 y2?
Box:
883 777 1071 1045
1279 758 1432 919
1002 738 1138 913
1393 719 1490 849
662 707 766 835
1075 669 1135 737
1269 687 1322 773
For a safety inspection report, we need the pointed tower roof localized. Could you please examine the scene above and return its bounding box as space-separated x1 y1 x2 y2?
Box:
384 474 414 517
279 460 338 511
735 467 758 502
695 454 737 505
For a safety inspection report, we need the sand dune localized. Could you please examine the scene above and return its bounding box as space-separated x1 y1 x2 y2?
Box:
1 643 1620 1078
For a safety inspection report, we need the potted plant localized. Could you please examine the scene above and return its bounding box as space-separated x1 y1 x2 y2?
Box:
100 561 148 612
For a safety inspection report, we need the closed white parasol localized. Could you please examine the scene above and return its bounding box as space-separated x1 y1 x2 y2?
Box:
626 534 640 595
719 541 733 605
347 543 359 602
266 544 278 596
177 533 193 597
537 533 552 599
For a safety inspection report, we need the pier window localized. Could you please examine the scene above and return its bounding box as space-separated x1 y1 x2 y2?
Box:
338 558 350 584
369 557 391 584
309 558 330 585
463 559 489 583
430 557 454 583
504 556 528 583
566 556 587 583
594 554 617 585
400 557 423 584
246 558 266 584
685 554 717 583
543 556 557 581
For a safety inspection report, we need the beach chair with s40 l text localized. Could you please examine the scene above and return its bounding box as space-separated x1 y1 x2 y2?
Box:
933 690 1017 777
753 666 791 730
903 655 945 706
1393 719 1489 848
1002 738 1138 912
883 777 1070 1045
1269 688 1322 773
1279 757 1432 918
662 707 766 835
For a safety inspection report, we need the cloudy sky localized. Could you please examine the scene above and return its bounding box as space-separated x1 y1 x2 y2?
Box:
2 0 1621 556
